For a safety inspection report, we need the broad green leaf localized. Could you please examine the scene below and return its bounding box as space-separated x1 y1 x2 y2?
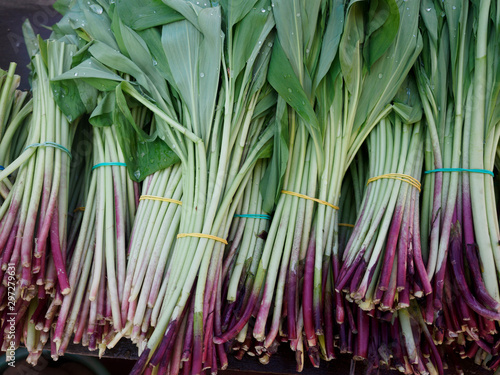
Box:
313 0 344 91
80 0 119 50
161 0 202 30
88 41 155 94
352 0 423 133
89 91 115 127
53 0 76 15
420 0 438 47
252 87 277 120
51 79 88 121
301 0 322 56
261 97 288 212
271 0 305 82
248 32 275 98
197 7 223 140
114 19 171 104
137 28 178 102
220 0 260 30
268 39 323 168
22 20 39 59
114 83 180 181
393 75 422 124
363 0 399 69
53 57 124 88
116 0 183 30
161 7 222 141
231 0 271 80
339 0 365 95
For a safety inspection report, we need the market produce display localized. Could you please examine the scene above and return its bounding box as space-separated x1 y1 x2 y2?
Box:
1 0 500 374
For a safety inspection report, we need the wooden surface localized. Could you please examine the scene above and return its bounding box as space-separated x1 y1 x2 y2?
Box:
0 2 497 374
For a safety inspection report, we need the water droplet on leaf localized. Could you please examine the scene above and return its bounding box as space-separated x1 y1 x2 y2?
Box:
90 4 103 14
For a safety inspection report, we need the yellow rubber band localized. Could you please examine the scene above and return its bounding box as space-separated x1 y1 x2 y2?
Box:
177 233 228 245
73 207 85 213
339 223 355 228
281 190 339 210
139 195 182 206
366 173 421 192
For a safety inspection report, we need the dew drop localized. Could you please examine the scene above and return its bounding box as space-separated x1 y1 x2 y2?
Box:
134 170 141 179
426 7 432 11
296 13 300 17
378 73 383 79
90 4 103 14
287 88 292 93
152 59 158 66
267 42 273 47
452 5 456 9
261 8 266 12
200 72 205 78
74 72 78 76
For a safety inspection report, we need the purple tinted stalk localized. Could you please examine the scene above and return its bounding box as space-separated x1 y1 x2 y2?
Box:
380 256 397 311
396 193 413 291
412 192 432 296
449 224 500 320
181 295 195 361
354 309 370 360
49 206 70 294
465 245 500 311
378 199 406 291
1 215 19 270
302 232 316 347
214 269 264 344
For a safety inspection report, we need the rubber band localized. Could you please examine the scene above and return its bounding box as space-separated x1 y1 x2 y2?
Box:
281 190 339 210
177 233 228 245
92 162 127 170
367 173 421 192
425 168 494 177
339 223 355 228
139 195 182 206
24 142 72 159
73 207 85 213
234 214 272 220
0 166 4 171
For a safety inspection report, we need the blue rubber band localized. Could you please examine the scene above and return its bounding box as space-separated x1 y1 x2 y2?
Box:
425 168 494 177
92 162 127 170
0 166 4 171
234 214 272 220
24 142 72 159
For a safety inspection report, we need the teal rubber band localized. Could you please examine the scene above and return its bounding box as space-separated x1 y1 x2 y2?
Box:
234 214 272 220
425 168 494 177
0 166 4 171
24 142 72 159
92 162 127 170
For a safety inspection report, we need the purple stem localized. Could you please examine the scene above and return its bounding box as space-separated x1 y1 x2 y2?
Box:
302 234 316 347
378 204 405 291
49 206 70 294
449 225 500 320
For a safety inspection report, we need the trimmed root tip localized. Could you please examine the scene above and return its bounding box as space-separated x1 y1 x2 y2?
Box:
61 287 71 295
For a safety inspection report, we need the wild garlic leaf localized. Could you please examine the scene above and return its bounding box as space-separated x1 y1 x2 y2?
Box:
114 83 180 181
363 0 399 69
268 39 321 157
219 0 260 30
116 0 183 30
260 96 288 212
353 0 423 134
313 0 344 92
